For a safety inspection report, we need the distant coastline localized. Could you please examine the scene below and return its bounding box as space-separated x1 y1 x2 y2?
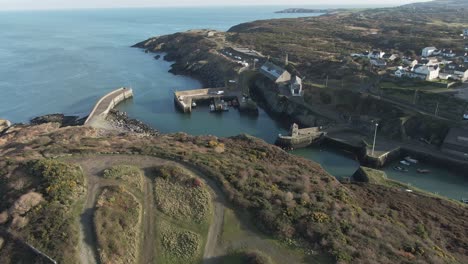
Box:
274 8 340 14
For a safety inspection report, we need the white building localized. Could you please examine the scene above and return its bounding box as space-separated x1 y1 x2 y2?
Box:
290 76 303 97
259 61 291 83
413 64 440 80
421 47 437 57
368 50 385 59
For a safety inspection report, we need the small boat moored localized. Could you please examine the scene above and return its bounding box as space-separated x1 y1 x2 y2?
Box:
416 169 431 174
404 156 418 164
394 166 408 172
192 101 197 108
461 198 468 204
400 160 411 166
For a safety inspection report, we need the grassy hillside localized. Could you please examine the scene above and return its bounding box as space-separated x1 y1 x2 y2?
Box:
0 123 466 263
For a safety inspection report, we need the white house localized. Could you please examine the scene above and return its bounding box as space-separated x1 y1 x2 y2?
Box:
422 47 437 57
413 64 440 80
259 61 291 84
290 76 303 97
368 50 385 59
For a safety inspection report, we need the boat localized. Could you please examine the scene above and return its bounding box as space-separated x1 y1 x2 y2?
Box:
404 156 418 164
209 104 215 112
400 160 411 166
192 101 197 108
461 198 468 204
416 169 430 174
393 166 408 172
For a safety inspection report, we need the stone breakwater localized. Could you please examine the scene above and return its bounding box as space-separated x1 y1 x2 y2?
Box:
106 110 159 136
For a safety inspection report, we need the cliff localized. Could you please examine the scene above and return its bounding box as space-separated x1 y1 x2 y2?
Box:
133 30 239 87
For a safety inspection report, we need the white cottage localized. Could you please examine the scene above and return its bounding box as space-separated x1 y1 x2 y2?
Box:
421 47 437 57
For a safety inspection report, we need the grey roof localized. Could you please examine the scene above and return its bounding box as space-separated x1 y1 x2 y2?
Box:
260 61 287 81
443 128 468 148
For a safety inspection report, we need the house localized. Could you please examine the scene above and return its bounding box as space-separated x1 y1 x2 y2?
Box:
422 47 437 57
443 63 468 81
464 29 468 37
441 49 456 58
402 57 418 67
259 62 291 83
441 128 468 160
370 59 387 67
412 64 440 81
395 68 408 78
464 54 468 64
368 50 385 59
382 53 399 61
290 76 303 96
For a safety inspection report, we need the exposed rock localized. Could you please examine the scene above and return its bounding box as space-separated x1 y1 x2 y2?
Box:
10 215 29 230
30 113 85 127
154 54 161 60
9 192 44 216
0 119 11 133
0 211 8 224
0 236 4 250
106 110 159 136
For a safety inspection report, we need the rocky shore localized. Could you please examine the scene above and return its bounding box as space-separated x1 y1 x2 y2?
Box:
105 109 159 136
132 30 238 88
30 114 85 127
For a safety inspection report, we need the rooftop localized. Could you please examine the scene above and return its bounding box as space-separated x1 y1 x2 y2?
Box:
260 61 287 81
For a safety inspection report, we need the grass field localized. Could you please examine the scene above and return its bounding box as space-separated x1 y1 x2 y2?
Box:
152 165 212 264
102 165 143 191
94 186 141 264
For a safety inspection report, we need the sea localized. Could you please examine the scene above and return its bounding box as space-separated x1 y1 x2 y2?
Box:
0 6 466 199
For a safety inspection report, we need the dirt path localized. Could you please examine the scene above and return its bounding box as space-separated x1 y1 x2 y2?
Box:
141 173 156 264
68 155 225 264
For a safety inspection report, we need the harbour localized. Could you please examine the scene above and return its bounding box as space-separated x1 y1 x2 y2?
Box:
0 7 467 201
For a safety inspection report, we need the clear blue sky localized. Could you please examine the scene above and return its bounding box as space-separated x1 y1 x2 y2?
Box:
0 0 427 11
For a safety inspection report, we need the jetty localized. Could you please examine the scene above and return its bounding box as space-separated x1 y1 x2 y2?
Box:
174 88 258 113
84 87 133 127
276 123 326 149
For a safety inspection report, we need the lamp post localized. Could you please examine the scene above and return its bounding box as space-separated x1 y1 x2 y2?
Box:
371 123 379 156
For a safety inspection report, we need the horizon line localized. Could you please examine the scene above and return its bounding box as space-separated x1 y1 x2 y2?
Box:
0 3 407 12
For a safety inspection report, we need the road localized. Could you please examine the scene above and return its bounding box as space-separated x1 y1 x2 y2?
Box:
67 155 225 264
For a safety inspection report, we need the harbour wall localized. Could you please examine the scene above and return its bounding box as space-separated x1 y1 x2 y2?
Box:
84 87 133 126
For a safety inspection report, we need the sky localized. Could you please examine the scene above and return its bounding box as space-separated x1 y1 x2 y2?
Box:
0 0 427 11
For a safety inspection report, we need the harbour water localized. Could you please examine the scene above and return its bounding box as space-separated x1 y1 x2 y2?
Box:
0 7 466 200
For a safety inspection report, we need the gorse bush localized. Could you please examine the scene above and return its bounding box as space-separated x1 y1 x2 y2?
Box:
30 159 85 206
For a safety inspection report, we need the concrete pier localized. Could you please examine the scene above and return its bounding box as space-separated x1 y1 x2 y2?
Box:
276 123 326 148
84 87 133 127
174 88 239 113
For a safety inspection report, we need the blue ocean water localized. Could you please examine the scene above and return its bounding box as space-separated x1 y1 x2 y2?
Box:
0 7 311 123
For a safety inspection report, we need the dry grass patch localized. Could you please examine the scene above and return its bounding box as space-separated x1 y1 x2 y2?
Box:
153 165 211 224
94 186 141 264
102 165 143 191
157 220 201 264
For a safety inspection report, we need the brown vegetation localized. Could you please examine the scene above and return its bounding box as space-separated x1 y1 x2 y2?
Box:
0 122 467 263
